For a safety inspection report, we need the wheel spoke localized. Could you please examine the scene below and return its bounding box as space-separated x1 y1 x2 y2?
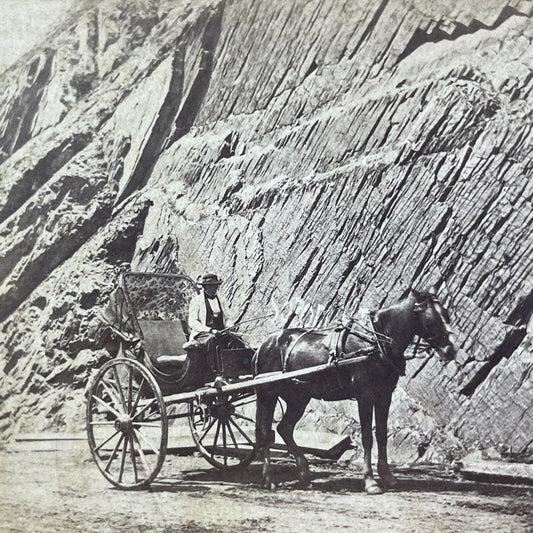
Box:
222 421 228 466
232 412 255 424
132 431 152 475
93 395 122 418
129 377 146 417
135 428 160 456
127 366 133 412
136 416 163 424
118 436 128 483
230 396 256 409
105 433 124 472
90 421 116 426
100 379 124 413
228 416 254 445
133 422 161 428
212 419 222 453
198 417 217 445
131 399 157 421
94 430 120 453
129 433 139 484
225 419 240 451
112 366 127 412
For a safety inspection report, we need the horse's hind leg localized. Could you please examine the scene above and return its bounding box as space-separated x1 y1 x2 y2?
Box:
358 396 382 495
375 391 398 489
255 391 277 490
277 391 311 487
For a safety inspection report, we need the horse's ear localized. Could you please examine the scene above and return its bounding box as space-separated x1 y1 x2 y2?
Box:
409 288 420 299
427 282 439 297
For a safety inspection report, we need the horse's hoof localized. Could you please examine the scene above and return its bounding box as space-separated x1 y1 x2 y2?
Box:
297 477 312 489
365 481 383 495
261 479 277 491
381 475 398 489
378 465 398 489
297 468 311 487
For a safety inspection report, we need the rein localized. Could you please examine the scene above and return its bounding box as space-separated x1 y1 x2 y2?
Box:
279 294 448 376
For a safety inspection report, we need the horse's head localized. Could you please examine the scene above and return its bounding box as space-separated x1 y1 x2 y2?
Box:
411 290 457 362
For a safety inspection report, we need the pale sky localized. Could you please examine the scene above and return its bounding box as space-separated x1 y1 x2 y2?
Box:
0 0 75 73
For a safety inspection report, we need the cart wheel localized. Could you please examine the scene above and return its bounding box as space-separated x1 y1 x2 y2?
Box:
86 358 168 489
189 391 257 470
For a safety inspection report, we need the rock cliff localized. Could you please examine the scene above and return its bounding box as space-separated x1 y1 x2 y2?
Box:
0 0 532 463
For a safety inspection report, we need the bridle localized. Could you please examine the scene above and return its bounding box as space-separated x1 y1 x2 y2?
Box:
412 295 452 350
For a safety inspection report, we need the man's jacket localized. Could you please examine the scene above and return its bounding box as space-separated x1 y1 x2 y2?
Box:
188 292 231 340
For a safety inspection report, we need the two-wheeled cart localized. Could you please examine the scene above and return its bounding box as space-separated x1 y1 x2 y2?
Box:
86 272 361 489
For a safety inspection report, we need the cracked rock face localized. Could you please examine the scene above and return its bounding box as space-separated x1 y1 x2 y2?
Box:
0 0 531 462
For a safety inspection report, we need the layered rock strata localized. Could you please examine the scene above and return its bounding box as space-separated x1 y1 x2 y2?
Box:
0 0 531 462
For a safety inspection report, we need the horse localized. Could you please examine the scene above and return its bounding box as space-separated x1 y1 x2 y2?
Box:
253 289 457 493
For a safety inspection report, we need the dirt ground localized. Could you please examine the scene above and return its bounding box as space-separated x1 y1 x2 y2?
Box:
1 443 532 533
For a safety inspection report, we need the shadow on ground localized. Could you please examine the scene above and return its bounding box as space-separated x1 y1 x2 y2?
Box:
146 459 533 504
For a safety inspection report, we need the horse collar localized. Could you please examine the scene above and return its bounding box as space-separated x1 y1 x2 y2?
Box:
369 313 405 376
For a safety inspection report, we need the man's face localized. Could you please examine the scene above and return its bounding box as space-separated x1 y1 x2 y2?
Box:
203 283 218 298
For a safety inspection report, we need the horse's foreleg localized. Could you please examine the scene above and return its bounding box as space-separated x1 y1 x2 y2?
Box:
255 391 277 490
375 392 397 489
358 397 382 495
277 392 311 487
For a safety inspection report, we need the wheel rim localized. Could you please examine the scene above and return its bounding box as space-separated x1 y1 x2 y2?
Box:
86 358 168 489
188 391 257 470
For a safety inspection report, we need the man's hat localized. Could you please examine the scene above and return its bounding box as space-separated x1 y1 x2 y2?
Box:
199 273 222 285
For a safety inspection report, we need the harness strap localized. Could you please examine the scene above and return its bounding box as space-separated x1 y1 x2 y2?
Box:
282 330 312 371
283 314 398 374
336 320 352 357
327 330 345 391
368 313 405 376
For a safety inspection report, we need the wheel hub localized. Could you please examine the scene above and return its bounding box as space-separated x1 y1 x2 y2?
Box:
211 402 234 419
114 414 133 433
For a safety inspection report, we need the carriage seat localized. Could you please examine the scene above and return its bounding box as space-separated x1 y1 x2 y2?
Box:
137 319 189 366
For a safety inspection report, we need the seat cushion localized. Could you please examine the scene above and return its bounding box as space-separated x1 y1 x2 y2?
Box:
137 319 187 357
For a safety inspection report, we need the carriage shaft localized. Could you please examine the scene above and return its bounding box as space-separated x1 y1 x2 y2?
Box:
161 353 372 407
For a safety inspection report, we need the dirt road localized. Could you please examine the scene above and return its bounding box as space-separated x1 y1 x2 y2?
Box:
1 443 532 533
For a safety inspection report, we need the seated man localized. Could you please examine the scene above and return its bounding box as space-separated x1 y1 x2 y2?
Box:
187 273 243 370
